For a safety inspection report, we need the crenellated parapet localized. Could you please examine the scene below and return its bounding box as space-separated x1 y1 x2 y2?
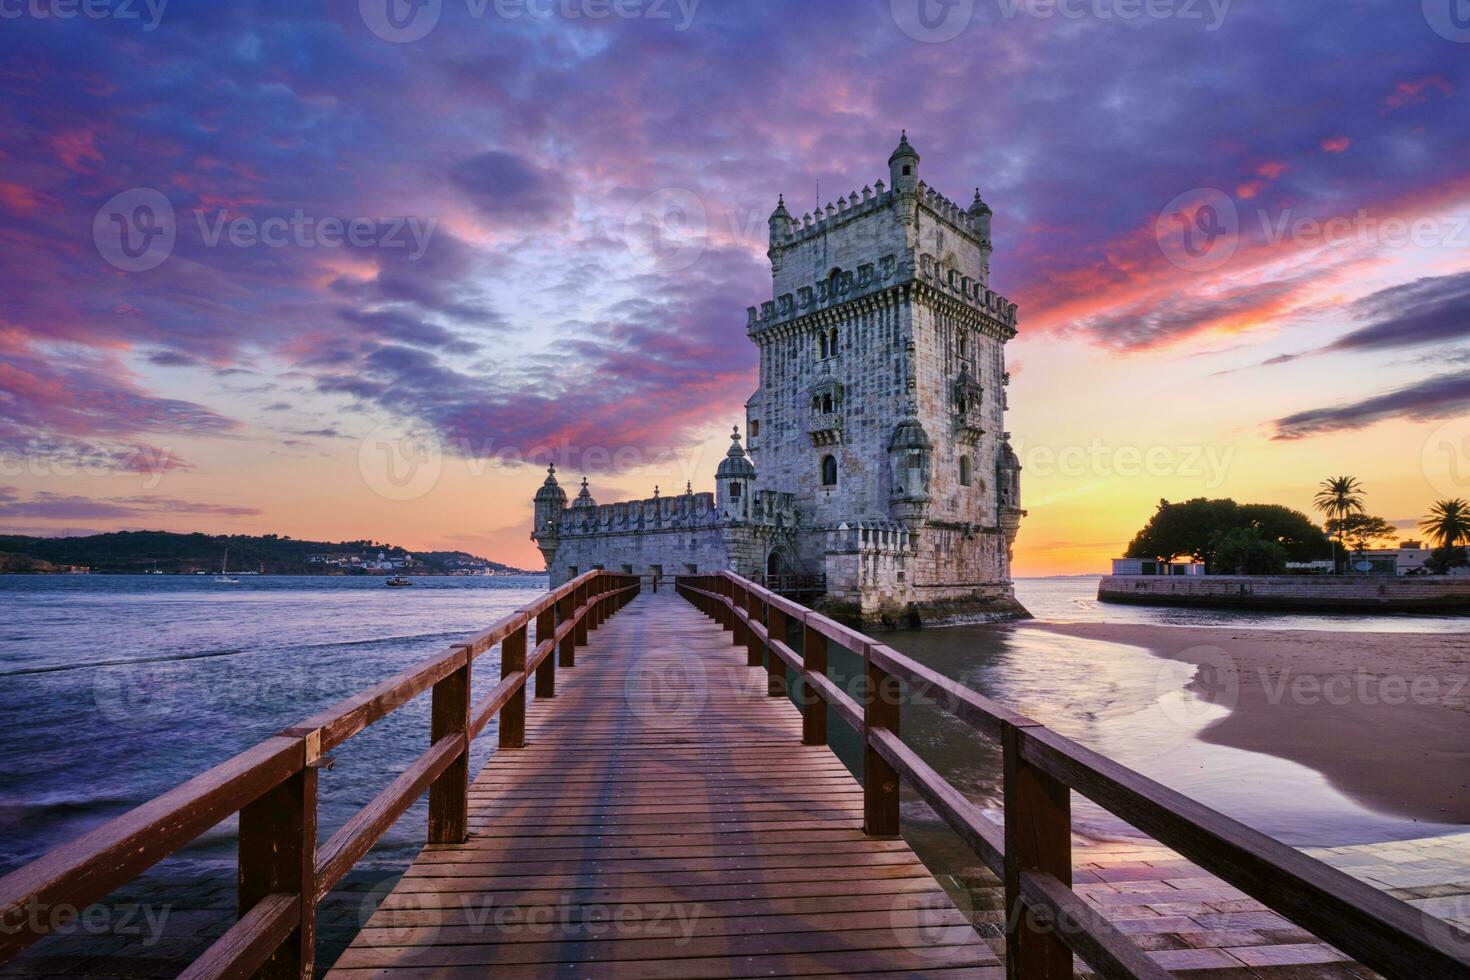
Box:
823 520 919 556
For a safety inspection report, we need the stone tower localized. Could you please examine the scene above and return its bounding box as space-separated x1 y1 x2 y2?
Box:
744 133 1027 623
531 134 1026 625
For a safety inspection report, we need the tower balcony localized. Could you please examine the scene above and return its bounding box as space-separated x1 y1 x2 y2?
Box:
954 408 986 445
808 412 843 446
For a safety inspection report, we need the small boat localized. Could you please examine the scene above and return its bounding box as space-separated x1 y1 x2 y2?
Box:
215 549 240 584
385 575 413 587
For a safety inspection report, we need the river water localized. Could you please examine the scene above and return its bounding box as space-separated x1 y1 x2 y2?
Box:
1 573 1464 879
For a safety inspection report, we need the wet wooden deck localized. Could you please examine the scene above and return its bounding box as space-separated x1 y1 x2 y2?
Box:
325 591 997 978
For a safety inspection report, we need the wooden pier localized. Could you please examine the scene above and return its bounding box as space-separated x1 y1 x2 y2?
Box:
1 570 1467 978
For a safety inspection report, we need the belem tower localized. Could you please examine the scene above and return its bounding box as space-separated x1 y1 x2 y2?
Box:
532 135 1028 626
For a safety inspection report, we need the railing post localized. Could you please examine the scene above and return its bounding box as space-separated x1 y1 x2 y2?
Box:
765 602 787 698
557 587 576 668
574 581 590 647
428 647 471 844
801 618 827 746
730 578 748 649
238 738 316 979
534 604 556 698
745 585 764 669
716 576 732 631
1003 721 1072 980
500 624 527 749
862 650 901 838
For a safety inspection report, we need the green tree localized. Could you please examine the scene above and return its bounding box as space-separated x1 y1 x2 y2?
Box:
1213 527 1289 575
1425 545 1469 575
1327 514 1398 561
1125 498 1331 571
1419 498 1470 549
1313 476 1365 572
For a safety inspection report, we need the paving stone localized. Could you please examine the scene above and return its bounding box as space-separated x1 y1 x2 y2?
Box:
1226 943 1353 967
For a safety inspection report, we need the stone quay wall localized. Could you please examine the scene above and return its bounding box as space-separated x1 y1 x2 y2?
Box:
1098 575 1470 612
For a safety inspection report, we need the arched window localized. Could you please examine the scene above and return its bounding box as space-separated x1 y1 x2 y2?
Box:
958 334 968 359
956 394 968 414
908 452 922 471
959 455 973 487
729 481 742 499
820 455 838 487
821 393 833 413
818 332 828 358
829 327 839 354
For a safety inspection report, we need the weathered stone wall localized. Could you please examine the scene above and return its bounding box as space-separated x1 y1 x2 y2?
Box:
1098 575 1470 611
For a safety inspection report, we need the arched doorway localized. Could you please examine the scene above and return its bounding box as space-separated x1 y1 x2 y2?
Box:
767 548 791 583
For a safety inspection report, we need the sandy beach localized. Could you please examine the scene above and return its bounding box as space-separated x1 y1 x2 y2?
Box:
1023 621 1470 824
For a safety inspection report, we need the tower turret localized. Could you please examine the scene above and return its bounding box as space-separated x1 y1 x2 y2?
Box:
888 131 920 194
532 464 567 535
715 425 756 519
768 195 792 244
969 188 992 240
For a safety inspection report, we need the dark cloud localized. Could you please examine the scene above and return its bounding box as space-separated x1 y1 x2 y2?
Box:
1271 371 1470 439
448 151 570 226
1325 271 1470 354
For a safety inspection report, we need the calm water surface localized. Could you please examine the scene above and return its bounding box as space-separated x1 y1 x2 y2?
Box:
1 574 1463 878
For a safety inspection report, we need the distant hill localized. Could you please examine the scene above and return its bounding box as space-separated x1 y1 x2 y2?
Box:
0 531 542 576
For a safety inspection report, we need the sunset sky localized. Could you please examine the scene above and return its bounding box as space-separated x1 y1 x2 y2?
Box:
1 0 1468 574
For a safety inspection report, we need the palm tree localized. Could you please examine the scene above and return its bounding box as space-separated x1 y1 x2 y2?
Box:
1420 498 1470 549
1314 476 1364 572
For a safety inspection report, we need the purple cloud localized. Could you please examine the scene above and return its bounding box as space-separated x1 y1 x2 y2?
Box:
1271 370 1470 439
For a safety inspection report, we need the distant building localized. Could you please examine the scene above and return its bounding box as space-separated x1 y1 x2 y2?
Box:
1110 558 1206 577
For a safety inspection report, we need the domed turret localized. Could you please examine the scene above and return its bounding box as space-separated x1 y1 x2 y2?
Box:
768 194 793 244
888 414 932 519
532 463 567 537
969 187 992 240
572 476 597 509
716 425 755 518
888 131 920 193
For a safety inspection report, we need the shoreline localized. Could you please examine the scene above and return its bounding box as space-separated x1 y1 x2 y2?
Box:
1022 620 1470 826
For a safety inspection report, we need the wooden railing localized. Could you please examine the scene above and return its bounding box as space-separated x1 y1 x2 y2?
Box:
0 571 639 979
675 571 1470 980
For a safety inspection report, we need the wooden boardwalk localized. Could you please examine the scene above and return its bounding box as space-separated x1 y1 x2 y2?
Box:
326 590 997 978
